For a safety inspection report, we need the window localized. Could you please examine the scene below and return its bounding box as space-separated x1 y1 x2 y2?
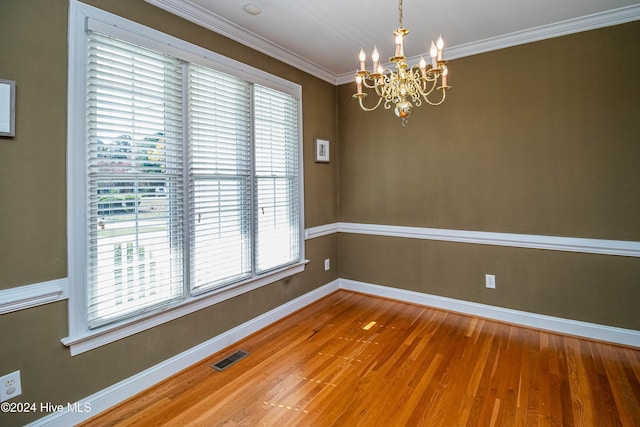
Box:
86 33 186 328
66 3 304 354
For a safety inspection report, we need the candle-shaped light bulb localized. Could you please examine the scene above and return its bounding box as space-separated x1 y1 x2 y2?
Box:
356 74 363 94
377 63 384 75
419 56 427 78
430 41 438 68
436 35 444 61
372 45 380 73
395 34 403 57
359 48 366 71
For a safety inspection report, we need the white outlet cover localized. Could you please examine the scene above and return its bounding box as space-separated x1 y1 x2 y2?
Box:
485 274 496 289
0 371 22 402
324 258 330 271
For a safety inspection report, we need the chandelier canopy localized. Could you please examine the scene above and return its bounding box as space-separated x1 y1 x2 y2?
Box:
353 0 451 125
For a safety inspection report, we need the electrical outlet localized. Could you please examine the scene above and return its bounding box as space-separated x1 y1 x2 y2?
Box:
485 274 496 289
0 371 22 402
324 258 330 271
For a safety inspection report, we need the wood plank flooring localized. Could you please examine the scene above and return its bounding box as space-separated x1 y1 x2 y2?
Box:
81 291 640 426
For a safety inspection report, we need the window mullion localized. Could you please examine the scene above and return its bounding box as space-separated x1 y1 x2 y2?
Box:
249 83 257 277
181 62 192 296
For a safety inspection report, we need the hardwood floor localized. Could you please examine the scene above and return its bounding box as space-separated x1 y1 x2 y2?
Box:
82 291 640 426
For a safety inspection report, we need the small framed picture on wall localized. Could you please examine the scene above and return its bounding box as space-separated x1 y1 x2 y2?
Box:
0 79 16 137
315 138 330 163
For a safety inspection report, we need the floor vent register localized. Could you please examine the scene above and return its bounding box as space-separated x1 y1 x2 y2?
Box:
211 350 250 371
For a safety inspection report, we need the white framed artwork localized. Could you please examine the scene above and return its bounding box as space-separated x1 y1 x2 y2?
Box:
0 79 16 137
314 138 330 163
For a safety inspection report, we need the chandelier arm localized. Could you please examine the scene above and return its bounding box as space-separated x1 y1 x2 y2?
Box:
421 87 447 106
404 66 444 103
357 95 384 112
420 78 438 97
374 80 387 98
362 76 379 89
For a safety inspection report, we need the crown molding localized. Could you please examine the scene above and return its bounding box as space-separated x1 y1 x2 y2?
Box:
445 4 640 61
144 0 337 84
148 1 639 86
336 4 640 84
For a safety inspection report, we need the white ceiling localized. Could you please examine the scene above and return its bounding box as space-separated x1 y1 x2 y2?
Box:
146 0 640 84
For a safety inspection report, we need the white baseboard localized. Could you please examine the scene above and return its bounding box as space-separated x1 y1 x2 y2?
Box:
28 280 340 426
339 278 640 348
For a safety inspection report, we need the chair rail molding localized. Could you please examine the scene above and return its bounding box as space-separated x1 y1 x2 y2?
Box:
305 223 340 240
5 222 637 317
0 278 68 315
307 222 640 257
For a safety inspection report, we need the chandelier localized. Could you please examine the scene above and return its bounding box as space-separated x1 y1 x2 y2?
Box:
353 0 451 125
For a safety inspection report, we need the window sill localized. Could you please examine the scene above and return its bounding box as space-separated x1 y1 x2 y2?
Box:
61 260 308 356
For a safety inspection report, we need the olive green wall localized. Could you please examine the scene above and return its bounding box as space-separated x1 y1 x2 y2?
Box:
337 22 640 329
0 0 68 287
339 234 640 329
0 1 337 425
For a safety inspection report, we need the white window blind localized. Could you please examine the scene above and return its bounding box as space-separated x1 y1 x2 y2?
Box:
77 22 303 335
86 33 185 328
188 65 252 292
254 86 300 272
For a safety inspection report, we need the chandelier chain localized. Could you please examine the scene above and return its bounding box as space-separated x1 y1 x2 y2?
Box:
399 0 403 28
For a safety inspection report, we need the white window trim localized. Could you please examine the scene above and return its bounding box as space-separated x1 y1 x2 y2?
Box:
65 0 305 355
